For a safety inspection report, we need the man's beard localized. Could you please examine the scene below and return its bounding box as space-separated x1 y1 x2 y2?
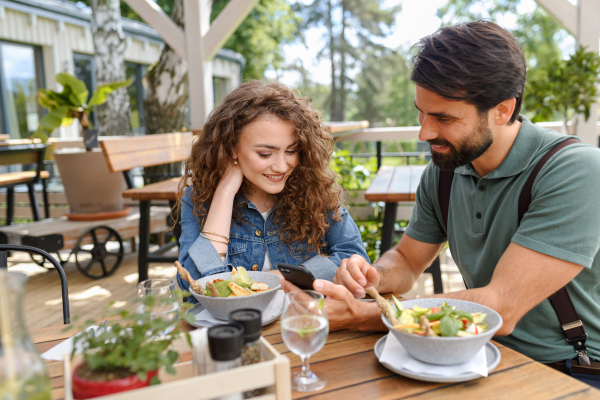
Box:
429 114 493 171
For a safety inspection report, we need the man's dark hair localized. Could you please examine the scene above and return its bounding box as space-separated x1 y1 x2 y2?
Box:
410 20 526 124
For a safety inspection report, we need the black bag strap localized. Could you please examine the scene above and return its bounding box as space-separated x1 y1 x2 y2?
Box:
517 137 589 365
438 138 590 365
439 169 455 232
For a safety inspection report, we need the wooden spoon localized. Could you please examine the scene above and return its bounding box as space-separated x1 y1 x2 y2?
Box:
365 286 400 326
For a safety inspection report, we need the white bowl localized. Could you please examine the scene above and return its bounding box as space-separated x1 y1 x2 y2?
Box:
382 298 503 365
189 271 282 320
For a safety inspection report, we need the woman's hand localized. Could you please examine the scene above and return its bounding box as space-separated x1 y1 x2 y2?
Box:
217 160 244 196
280 278 385 332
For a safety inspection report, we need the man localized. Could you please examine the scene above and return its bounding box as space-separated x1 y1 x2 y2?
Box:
281 21 600 387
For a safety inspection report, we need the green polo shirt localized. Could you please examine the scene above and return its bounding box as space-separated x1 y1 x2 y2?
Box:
405 115 600 363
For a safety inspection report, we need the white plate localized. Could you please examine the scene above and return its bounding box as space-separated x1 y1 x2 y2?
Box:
374 334 501 383
185 301 283 328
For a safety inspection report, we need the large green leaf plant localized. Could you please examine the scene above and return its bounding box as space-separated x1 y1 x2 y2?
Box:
33 73 131 144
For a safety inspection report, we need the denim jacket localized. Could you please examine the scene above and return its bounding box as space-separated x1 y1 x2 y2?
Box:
176 187 369 296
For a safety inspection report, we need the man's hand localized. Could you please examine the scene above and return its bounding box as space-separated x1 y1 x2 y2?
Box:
280 278 385 332
333 255 380 298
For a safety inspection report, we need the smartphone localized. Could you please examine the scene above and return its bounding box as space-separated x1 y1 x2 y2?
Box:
276 263 316 290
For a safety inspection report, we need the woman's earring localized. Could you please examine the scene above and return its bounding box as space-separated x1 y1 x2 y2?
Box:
233 160 238 165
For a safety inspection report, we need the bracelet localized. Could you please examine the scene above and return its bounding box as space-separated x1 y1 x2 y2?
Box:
199 232 229 245
201 230 231 244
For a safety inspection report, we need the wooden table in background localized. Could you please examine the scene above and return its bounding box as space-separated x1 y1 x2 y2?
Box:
365 165 427 254
122 177 182 282
33 319 599 400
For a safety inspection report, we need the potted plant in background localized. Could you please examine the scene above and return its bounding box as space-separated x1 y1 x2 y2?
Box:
68 295 194 399
526 45 600 136
33 73 132 219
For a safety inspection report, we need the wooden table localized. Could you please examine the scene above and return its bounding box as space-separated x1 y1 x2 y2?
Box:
365 165 426 253
364 165 444 293
122 177 182 282
33 319 599 400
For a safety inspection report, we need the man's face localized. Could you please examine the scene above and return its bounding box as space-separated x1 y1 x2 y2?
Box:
414 86 493 171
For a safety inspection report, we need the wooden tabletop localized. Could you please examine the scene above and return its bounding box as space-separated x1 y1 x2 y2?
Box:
325 121 369 136
365 165 427 203
33 317 598 400
122 177 183 201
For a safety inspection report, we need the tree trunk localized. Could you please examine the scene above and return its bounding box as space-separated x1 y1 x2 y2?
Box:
91 0 132 136
143 0 189 135
327 0 339 121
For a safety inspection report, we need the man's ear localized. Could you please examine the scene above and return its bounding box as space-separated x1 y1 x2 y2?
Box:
494 98 517 125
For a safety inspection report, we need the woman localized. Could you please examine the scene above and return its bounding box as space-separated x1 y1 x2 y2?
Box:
175 81 368 296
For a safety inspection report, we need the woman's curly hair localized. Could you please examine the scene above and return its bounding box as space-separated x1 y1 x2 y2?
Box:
176 80 344 254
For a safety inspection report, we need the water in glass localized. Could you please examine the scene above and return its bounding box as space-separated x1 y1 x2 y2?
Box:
136 278 180 336
281 290 328 392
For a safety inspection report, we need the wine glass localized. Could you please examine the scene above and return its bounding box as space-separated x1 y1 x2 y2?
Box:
280 290 329 392
136 278 181 336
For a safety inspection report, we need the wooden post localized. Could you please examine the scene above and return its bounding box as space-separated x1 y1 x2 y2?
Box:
536 0 600 146
184 0 213 128
576 0 600 146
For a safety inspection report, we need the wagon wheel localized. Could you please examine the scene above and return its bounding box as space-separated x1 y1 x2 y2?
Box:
73 226 124 279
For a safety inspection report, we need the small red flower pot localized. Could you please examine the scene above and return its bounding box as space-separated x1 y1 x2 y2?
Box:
72 363 158 399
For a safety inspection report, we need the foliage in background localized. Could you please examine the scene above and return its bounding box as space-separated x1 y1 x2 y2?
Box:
212 0 300 80
295 0 401 121
437 0 573 123
350 47 419 126
527 46 600 133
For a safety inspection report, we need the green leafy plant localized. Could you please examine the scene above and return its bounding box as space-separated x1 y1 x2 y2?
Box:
66 293 194 384
526 46 600 135
33 73 131 145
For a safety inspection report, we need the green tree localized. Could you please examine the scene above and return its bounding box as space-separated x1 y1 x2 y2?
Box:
350 46 418 127
437 0 573 122
296 0 401 121
212 0 299 80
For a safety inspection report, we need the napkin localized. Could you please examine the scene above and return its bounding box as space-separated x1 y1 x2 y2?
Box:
194 290 286 326
41 325 100 361
379 333 489 378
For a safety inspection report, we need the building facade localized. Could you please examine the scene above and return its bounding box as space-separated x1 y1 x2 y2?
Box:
0 0 245 138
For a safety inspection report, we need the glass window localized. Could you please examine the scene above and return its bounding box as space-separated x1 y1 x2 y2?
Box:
213 76 231 107
126 62 147 134
0 42 44 138
73 53 96 129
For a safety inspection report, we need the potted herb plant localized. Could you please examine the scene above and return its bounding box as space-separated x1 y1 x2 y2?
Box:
34 73 132 218
68 296 194 399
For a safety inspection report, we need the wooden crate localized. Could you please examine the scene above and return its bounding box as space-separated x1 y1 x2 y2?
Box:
62 336 291 400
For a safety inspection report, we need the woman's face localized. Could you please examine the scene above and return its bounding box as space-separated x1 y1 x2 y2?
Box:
233 114 299 200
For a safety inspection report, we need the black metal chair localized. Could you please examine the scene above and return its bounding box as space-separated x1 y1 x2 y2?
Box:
0 244 70 324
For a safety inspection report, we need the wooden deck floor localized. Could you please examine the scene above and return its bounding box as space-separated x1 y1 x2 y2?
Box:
7 245 177 331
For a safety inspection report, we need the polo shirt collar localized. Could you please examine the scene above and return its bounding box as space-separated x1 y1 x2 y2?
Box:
455 115 544 179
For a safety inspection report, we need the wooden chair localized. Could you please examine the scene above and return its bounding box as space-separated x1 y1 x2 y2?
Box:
100 132 193 282
0 143 50 225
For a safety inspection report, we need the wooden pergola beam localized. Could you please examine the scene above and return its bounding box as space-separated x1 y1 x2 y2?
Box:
122 0 259 127
123 0 187 59
535 0 577 36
